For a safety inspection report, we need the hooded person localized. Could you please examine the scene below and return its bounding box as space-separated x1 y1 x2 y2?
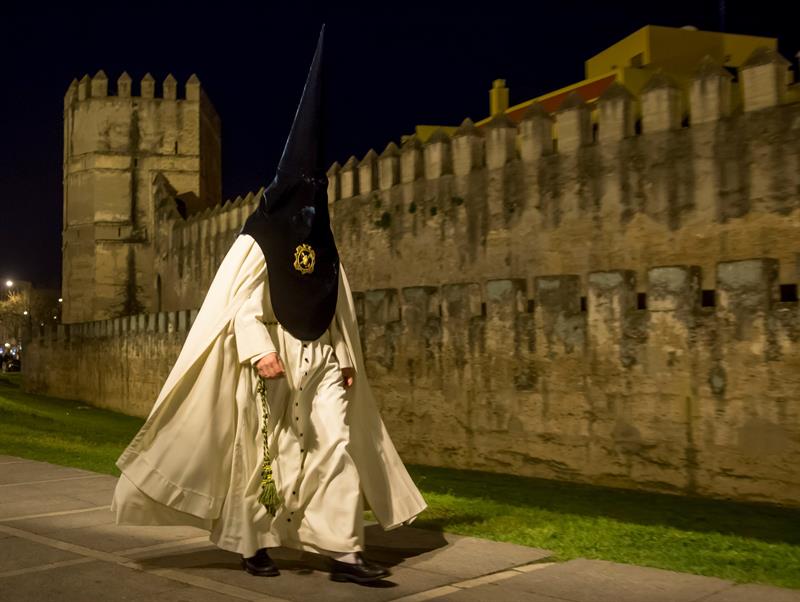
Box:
110 24 427 583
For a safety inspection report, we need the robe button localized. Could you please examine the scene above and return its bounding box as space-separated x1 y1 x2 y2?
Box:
287 518 291 522
304 358 309 362
295 417 299 421
292 490 297 495
301 448 305 453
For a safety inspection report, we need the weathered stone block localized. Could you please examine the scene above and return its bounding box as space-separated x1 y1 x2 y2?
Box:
358 149 378 194
518 102 553 161
452 119 485 176
556 92 592 153
647 265 701 313
534 274 584 356
424 130 452 179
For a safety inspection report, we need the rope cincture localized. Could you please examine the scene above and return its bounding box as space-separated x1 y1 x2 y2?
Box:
256 374 283 516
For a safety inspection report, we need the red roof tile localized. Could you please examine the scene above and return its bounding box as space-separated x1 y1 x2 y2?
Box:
489 74 618 125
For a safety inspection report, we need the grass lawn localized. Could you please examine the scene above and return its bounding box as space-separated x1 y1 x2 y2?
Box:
1 372 799 588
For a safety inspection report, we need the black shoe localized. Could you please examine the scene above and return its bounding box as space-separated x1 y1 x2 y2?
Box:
329 552 390 583
241 548 280 577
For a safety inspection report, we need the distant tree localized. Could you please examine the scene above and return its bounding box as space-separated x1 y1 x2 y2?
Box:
112 246 147 318
0 290 25 342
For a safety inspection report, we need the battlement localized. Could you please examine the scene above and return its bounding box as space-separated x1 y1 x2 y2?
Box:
316 48 800 301
64 71 206 107
65 48 799 328
174 186 264 224
149 185 263 311
327 50 797 199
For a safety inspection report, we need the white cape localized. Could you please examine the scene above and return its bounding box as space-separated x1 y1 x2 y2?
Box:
111 233 427 535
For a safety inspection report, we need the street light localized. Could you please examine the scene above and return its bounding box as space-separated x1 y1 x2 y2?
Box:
5 280 12 287
58 298 63 303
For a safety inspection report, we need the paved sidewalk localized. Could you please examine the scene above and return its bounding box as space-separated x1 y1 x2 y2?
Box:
0 456 797 602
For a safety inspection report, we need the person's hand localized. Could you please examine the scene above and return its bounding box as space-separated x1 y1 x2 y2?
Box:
341 367 355 389
255 352 285 379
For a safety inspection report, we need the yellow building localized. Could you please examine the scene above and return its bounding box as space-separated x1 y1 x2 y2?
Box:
408 24 790 142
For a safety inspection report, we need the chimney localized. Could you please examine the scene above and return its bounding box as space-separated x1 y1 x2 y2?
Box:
489 79 509 116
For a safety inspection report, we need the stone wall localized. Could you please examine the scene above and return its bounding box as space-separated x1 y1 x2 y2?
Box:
38 49 800 507
24 255 800 506
24 310 197 418
62 71 221 323
325 56 800 299
154 53 800 316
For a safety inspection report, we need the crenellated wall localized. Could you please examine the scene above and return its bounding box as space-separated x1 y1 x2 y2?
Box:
62 70 222 323
24 309 198 418
66 51 800 326
32 47 800 507
25 255 800 506
152 186 261 312
325 52 800 301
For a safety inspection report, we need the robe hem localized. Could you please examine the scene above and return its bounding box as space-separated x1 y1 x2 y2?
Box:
212 531 365 558
116 447 222 520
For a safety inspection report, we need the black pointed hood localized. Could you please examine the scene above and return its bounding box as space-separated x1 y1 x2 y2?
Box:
270 24 326 200
239 24 339 341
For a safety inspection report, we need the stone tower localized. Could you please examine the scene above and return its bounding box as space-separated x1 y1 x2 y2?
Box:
61 71 221 323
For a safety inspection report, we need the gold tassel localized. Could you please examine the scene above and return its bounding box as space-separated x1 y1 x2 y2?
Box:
256 375 283 516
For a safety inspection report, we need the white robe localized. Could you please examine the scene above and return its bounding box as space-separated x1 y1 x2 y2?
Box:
111 233 427 558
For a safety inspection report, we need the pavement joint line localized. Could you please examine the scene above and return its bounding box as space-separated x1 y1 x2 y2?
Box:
0 505 111 522
0 474 109 488
0 522 284 601
0 460 38 465
0 522 133 564
116 536 214 557
388 558 557 602
0 474 109 487
147 567 292 602
388 585 462 602
0 557 96 579
513 561 557 573
452 566 534 589
446 558 556 591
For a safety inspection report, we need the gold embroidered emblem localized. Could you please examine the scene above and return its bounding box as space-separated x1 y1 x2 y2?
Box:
293 243 315 274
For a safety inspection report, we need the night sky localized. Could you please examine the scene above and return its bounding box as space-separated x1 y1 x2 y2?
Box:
1 2 796 290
